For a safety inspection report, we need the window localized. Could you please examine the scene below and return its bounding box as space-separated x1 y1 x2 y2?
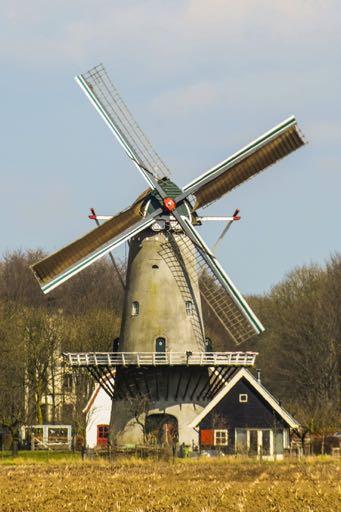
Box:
235 428 247 453
235 429 278 456
262 430 271 455
249 429 258 455
48 427 68 444
131 301 139 316
152 264 159 269
63 404 73 422
214 430 228 446
205 337 213 352
40 404 48 423
63 373 73 391
239 393 248 403
185 301 193 316
31 427 44 444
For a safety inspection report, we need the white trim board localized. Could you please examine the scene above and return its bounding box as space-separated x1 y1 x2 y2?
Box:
189 367 299 429
83 383 101 414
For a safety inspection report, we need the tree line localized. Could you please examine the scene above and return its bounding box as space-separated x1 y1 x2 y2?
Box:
0 249 339 446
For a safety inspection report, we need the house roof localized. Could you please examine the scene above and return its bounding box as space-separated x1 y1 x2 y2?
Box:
189 367 300 429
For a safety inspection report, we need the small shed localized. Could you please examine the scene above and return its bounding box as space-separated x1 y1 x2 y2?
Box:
21 425 72 450
190 367 299 459
83 378 113 449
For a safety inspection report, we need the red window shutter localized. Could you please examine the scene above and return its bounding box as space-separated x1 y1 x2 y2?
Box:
200 429 214 446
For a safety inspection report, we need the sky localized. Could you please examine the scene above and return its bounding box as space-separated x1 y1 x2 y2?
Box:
1 0 340 295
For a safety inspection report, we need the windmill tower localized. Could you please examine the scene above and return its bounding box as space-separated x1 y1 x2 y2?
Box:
31 64 306 446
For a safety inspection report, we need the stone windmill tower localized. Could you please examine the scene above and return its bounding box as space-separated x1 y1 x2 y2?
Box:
32 64 305 446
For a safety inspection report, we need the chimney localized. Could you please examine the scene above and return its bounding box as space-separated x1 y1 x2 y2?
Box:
256 368 261 383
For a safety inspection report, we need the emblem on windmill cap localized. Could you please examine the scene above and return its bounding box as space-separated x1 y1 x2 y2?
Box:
163 197 176 212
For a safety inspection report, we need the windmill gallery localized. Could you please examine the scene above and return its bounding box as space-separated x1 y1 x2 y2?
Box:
31 64 306 454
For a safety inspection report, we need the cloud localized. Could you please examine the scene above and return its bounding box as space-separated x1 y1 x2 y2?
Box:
151 80 222 117
0 0 339 76
149 64 340 135
1 0 340 292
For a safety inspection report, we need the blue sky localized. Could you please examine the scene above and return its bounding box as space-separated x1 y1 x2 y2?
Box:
1 1 340 294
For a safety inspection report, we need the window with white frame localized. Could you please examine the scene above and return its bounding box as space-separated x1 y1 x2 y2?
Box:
131 301 139 316
63 373 73 391
239 393 248 403
214 429 228 446
185 300 193 315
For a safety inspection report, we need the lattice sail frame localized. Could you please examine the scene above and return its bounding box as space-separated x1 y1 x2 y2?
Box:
158 232 206 349
78 64 171 180
168 233 258 345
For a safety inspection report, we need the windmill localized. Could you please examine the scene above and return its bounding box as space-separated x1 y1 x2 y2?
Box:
31 64 305 446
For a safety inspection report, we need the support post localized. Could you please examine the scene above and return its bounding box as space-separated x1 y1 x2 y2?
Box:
88 367 114 399
182 370 194 400
190 371 204 400
174 368 183 401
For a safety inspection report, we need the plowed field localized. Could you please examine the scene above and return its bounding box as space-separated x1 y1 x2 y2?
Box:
0 457 339 511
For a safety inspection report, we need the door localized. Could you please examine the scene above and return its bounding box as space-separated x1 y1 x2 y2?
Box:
97 425 109 446
155 337 166 352
155 337 166 360
145 414 178 446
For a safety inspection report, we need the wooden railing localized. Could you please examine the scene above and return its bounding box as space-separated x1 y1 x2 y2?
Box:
64 351 258 367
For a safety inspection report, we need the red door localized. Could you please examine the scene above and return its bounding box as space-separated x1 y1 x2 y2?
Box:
97 425 109 446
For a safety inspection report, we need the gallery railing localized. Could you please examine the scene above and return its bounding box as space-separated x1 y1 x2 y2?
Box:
64 351 258 367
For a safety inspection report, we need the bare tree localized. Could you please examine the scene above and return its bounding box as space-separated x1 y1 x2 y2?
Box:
0 306 27 453
253 262 340 436
124 395 151 443
23 308 63 423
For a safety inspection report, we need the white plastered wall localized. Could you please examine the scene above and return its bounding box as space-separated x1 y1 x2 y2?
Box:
85 387 112 449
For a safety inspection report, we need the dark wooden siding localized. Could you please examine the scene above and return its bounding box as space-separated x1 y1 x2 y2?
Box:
199 378 287 430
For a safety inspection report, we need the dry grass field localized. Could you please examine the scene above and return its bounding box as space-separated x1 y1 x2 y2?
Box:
0 454 339 512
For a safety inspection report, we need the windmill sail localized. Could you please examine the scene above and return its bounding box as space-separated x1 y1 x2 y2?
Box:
159 232 206 349
183 116 305 210
199 272 257 345
173 217 264 344
174 235 260 345
76 64 171 182
32 191 162 294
